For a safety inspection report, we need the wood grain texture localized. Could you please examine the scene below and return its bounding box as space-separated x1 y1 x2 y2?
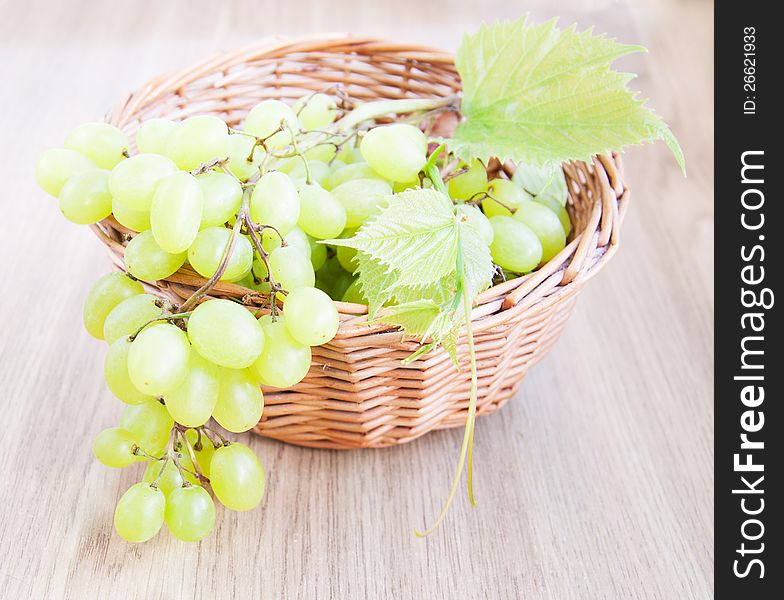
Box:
0 0 713 598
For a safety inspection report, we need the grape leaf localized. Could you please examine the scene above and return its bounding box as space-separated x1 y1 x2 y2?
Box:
512 162 568 207
459 223 494 300
353 251 396 317
375 300 443 340
329 189 459 288
450 16 685 172
330 188 493 356
376 300 462 367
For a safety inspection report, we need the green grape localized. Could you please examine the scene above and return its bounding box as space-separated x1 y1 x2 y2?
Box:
488 216 543 273
150 171 204 253
109 153 178 211
243 100 300 150
103 294 162 345
104 338 155 405
294 93 337 130
280 226 311 257
225 133 263 181
249 171 300 236
303 145 337 163
512 163 569 207
165 485 216 542
309 237 327 271
187 299 264 369
274 156 299 174
296 182 346 240
513 202 566 262
392 179 419 193
314 257 348 299
331 271 355 301
252 276 273 294
283 287 339 346
136 118 177 155
127 323 191 396
341 279 366 304
92 427 137 468
323 162 382 191
448 159 487 201
534 196 571 236
142 458 197 496
334 227 357 272
83 272 144 340
360 123 427 182
287 159 331 185
114 483 165 543
235 272 256 290
35 148 96 197
336 145 363 164
58 168 113 224
209 443 265 511
249 315 312 387
213 368 264 433
261 226 311 262
165 115 229 171
331 178 391 228
184 429 216 478
64 122 129 169
456 204 494 246
124 230 187 281
112 198 151 232
120 399 175 458
336 245 357 273
250 259 272 293
187 227 253 282
163 352 220 427
269 245 315 291
197 171 242 229
482 178 533 218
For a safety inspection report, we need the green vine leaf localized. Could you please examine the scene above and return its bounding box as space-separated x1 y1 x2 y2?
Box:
375 300 443 340
353 251 396 317
513 162 569 207
328 189 459 289
327 188 493 310
353 252 455 318
450 16 685 172
328 187 493 358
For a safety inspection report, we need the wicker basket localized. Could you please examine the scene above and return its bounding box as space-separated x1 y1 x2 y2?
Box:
92 35 629 450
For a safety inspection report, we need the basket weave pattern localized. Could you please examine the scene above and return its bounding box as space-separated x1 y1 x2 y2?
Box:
93 36 629 449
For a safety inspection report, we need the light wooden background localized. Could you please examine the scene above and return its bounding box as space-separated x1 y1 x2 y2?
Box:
0 0 713 598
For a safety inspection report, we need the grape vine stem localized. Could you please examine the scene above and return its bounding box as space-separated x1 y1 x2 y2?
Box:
415 146 479 537
178 186 284 314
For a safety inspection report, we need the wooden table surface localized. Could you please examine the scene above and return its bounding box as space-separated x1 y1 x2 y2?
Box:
0 0 713 598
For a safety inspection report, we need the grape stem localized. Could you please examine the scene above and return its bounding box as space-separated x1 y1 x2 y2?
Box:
190 157 229 176
414 146 479 537
198 423 229 447
132 444 161 461
466 191 517 215
176 427 209 484
127 311 193 340
178 182 285 315
337 96 459 132
178 206 246 312
287 124 311 184
442 165 469 183
150 458 169 489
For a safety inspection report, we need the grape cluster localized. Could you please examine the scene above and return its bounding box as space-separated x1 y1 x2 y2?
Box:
37 89 570 542
81 272 336 542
